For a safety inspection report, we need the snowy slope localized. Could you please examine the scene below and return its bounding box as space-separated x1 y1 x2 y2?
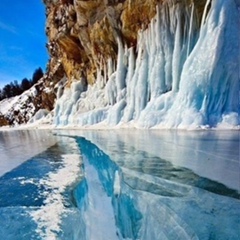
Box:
0 87 37 125
0 97 19 116
0 78 52 126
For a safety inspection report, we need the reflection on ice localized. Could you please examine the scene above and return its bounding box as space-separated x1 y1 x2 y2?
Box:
72 132 240 240
72 129 239 191
74 137 141 240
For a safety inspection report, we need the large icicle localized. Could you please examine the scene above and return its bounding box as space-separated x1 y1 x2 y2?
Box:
200 0 212 32
164 0 240 128
172 4 183 92
187 3 195 56
115 38 127 101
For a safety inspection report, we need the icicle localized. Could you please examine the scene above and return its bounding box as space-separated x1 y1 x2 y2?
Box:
105 72 117 106
161 4 173 91
97 57 105 87
96 68 104 89
115 38 127 97
125 47 135 87
122 47 135 122
107 58 114 79
172 5 182 92
187 3 195 56
156 5 161 47
200 0 211 31
135 49 149 119
123 32 145 122
103 61 107 85
147 5 168 99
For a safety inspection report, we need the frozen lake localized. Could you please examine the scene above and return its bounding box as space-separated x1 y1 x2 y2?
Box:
0 129 239 239
0 130 58 177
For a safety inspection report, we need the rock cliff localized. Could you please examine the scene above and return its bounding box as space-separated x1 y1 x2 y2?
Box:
44 0 207 87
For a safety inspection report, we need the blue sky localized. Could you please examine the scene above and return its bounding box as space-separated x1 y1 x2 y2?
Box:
0 0 48 88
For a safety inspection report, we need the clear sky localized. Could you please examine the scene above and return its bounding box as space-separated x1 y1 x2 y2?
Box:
0 0 48 88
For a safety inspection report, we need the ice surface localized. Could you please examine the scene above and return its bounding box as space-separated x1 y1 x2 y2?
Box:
0 129 239 239
74 137 142 240
74 155 119 240
61 129 240 193
30 150 82 239
71 133 240 240
0 133 83 240
0 129 57 177
53 0 239 129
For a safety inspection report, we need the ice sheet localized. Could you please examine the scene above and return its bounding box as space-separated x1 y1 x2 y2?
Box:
0 133 83 240
58 129 240 192
73 134 240 240
0 129 57 177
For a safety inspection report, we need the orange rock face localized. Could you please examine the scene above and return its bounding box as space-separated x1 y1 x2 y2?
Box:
0 114 9 126
44 0 206 89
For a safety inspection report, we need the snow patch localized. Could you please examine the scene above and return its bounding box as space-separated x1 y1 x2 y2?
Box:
30 138 82 239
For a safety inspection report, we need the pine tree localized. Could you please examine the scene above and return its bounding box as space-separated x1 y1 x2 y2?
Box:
21 78 31 91
32 67 44 84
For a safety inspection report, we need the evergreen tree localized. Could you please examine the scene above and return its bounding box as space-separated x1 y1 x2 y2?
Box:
2 84 12 98
0 66 44 101
13 80 21 95
32 67 44 84
21 78 31 91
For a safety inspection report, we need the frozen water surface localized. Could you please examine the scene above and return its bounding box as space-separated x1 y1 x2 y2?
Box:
0 130 58 177
0 129 239 239
70 130 240 240
0 130 83 239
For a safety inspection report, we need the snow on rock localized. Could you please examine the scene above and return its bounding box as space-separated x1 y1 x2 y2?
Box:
0 87 38 125
0 75 60 127
0 97 20 116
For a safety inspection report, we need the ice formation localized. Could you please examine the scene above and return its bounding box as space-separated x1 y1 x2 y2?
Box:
54 0 240 129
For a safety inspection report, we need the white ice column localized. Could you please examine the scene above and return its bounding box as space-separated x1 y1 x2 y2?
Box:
115 38 127 100
172 5 182 92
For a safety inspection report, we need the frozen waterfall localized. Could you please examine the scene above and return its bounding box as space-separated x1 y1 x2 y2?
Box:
54 0 240 129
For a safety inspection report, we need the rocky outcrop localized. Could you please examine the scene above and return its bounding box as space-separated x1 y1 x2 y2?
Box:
0 114 9 126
